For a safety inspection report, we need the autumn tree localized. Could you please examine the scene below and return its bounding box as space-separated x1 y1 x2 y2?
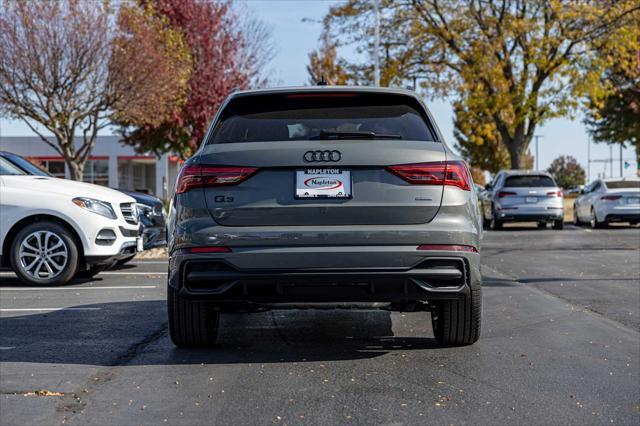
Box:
0 1 191 180
319 0 640 169
469 166 486 186
119 0 274 159
307 33 352 85
453 89 510 173
547 155 585 189
584 19 640 168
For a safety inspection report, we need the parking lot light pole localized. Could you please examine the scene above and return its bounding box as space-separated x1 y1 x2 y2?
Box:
534 135 543 170
373 0 380 86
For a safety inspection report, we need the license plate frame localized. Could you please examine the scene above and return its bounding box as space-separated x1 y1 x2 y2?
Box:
136 237 144 252
295 168 352 199
628 197 640 205
525 196 538 203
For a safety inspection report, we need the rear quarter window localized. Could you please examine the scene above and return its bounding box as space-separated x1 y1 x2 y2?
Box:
208 92 437 144
504 175 556 187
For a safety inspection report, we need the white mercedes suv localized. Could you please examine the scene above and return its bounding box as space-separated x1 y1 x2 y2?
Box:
0 156 141 285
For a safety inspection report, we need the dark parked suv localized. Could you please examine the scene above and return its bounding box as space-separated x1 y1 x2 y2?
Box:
168 87 483 347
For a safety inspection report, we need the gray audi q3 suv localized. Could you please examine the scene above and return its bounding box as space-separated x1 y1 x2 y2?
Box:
167 86 482 347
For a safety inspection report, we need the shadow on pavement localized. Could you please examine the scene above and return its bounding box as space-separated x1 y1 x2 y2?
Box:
0 301 441 367
0 275 105 287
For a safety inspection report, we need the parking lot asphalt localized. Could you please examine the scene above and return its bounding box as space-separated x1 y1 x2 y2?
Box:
1 225 639 426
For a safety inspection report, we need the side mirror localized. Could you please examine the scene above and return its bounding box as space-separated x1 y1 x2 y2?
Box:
579 189 585 195
484 184 492 191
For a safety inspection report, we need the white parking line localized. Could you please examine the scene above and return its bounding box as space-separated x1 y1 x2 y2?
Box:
131 261 168 264
0 307 101 312
0 286 157 291
0 347 16 350
0 272 166 277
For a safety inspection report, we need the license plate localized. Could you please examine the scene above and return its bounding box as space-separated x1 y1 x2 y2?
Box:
525 196 537 203
628 197 640 205
295 169 351 198
136 237 144 252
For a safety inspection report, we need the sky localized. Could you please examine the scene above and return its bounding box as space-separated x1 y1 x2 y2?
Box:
0 0 636 180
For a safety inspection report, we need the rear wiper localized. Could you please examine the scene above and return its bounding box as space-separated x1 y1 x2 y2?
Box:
311 130 402 140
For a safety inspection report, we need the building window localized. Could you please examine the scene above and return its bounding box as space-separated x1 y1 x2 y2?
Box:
83 160 109 186
46 161 66 178
30 159 66 178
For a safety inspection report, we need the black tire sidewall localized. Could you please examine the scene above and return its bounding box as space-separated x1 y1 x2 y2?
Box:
10 222 79 286
491 207 503 230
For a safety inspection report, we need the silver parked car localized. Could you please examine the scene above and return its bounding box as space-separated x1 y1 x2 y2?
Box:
573 177 640 228
167 86 483 348
481 170 564 230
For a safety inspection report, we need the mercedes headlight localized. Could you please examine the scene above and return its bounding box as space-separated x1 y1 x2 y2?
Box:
72 197 117 219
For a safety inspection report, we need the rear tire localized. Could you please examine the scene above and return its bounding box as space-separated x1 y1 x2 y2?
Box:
590 208 606 229
431 287 481 346
168 285 219 347
552 220 564 230
490 207 503 230
573 206 581 226
482 216 491 229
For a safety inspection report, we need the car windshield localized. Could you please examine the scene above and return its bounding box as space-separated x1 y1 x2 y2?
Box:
2 154 51 176
605 180 640 189
0 157 27 175
209 92 437 144
504 175 556 187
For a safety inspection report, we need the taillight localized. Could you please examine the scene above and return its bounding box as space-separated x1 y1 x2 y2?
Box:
601 195 622 201
498 191 517 198
546 191 563 197
386 161 471 190
188 246 232 253
175 165 258 194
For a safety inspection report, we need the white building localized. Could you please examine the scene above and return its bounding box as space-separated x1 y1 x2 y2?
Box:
0 136 182 199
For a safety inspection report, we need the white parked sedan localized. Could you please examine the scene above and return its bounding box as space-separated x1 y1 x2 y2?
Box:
0 156 141 285
573 177 640 228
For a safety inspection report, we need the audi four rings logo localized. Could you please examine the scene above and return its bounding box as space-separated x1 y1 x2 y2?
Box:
303 150 341 162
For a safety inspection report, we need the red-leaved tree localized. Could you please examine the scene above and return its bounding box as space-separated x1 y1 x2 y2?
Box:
0 0 191 180
119 0 274 159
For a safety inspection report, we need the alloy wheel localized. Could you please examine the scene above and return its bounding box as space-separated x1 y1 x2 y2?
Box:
18 231 68 280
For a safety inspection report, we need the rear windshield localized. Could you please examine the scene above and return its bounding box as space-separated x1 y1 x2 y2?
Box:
504 175 556 187
605 180 640 189
208 92 437 144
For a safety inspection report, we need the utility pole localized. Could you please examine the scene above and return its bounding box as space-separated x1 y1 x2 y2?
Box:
373 0 380 86
620 144 623 177
587 136 591 183
534 135 543 170
609 145 613 178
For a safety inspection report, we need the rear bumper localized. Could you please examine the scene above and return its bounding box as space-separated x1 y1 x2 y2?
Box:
495 211 563 222
605 213 640 222
169 248 481 305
